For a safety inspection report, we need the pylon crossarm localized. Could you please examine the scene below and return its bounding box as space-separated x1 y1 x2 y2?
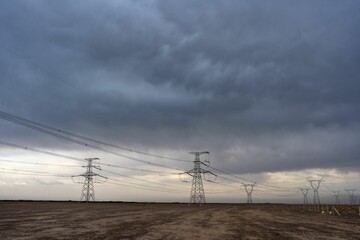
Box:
203 171 217 182
94 179 107 184
200 161 210 167
71 179 84 184
81 172 97 177
95 176 108 184
93 165 101 170
199 169 216 174
71 175 83 183
189 151 209 155
179 173 191 182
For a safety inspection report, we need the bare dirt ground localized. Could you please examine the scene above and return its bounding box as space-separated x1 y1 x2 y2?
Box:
0 202 359 240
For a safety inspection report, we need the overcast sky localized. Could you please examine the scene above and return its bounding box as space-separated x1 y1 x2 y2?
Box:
0 0 359 202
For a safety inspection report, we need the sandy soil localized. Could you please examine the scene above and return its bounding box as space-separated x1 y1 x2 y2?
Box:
0 202 359 240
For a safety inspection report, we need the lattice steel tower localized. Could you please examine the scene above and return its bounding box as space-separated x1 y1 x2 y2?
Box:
332 191 340 205
72 158 107 202
181 151 216 205
307 177 324 206
300 188 310 205
346 189 356 205
242 183 256 204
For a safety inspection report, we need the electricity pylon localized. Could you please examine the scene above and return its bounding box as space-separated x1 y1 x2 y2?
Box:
180 151 217 205
300 188 310 205
242 182 256 204
332 191 341 205
346 189 356 205
72 158 107 202
307 177 324 210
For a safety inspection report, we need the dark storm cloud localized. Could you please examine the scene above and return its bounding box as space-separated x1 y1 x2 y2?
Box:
0 0 360 173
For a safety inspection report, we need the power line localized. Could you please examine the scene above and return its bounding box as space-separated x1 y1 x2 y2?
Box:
0 111 184 172
0 110 191 163
106 180 186 194
0 114 327 202
101 168 183 191
0 138 301 201
0 167 72 177
0 140 84 162
208 180 239 190
0 44 191 164
209 165 296 191
0 171 69 177
0 158 82 168
98 162 179 175
0 168 184 194
0 140 181 176
0 168 185 194
0 141 187 193
0 111 305 195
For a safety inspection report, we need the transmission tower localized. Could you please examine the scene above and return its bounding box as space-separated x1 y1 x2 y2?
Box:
346 189 356 205
300 188 310 205
306 177 324 207
72 158 107 202
332 191 341 205
242 183 256 204
180 151 216 205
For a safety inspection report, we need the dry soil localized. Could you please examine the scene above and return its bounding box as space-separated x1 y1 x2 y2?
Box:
0 202 359 240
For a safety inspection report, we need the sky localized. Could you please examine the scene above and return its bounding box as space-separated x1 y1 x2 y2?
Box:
0 0 359 203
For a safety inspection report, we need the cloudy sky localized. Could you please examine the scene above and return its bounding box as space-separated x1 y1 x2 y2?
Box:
0 0 359 203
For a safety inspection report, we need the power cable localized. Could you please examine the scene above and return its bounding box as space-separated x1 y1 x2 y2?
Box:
106 180 186 194
0 110 191 163
0 140 84 162
208 165 296 191
0 140 182 175
101 168 183 191
98 162 179 175
0 167 72 177
0 141 187 192
0 158 82 168
0 168 184 193
0 44 191 163
0 112 184 171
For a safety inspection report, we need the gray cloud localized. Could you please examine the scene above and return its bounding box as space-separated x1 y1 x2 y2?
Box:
0 0 359 174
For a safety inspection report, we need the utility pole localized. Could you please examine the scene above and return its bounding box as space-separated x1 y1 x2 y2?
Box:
332 191 341 205
346 189 356 205
72 158 107 202
242 183 256 204
306 177 324 210
180 151 216 205
300 188 310 205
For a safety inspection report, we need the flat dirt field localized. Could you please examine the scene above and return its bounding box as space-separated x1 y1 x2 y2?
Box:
0 202 359 240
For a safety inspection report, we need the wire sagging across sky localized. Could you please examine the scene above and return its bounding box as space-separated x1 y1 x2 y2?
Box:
0 110 186 172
